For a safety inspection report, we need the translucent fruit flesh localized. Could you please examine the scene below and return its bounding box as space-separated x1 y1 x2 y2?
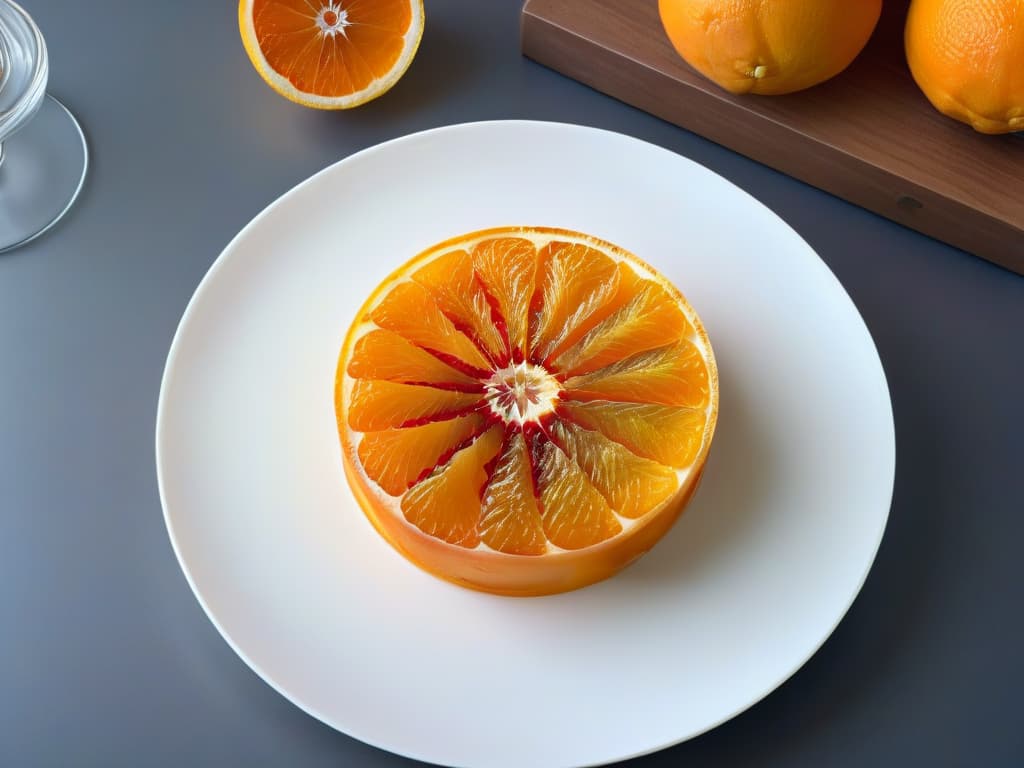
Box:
241 0 424 109
337 227 718 595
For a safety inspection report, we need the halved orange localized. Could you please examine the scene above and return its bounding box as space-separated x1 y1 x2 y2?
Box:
239 0 424 109
336 227 719 596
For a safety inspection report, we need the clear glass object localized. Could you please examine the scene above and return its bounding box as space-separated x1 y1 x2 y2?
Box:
0 0 87 253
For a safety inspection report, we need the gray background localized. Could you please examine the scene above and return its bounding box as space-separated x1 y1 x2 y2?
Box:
3 1 1022 766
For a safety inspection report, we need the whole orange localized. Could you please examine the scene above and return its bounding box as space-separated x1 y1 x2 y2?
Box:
658 0 883 96
906 0 1024 134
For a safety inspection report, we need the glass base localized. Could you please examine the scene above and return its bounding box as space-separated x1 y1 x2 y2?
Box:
0 94 88 253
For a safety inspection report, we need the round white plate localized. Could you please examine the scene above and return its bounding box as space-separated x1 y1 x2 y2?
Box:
157 121 894 768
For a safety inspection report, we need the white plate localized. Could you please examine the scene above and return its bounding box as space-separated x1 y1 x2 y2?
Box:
156 121 894 768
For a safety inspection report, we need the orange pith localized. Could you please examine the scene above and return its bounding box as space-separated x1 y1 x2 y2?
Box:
239 0 424 109
336 227 719 596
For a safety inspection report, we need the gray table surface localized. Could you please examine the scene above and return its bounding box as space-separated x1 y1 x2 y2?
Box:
3 1 1023 766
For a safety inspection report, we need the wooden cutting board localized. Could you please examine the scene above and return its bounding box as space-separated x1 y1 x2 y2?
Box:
521 0 1024 275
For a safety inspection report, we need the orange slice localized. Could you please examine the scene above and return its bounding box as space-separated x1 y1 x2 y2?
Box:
239 0 425 109
336 226 718 596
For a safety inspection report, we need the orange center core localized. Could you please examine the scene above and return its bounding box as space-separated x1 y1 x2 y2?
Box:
322 10 339 26
484 363 561 427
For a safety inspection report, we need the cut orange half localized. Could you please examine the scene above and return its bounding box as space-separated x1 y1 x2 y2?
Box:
336 227 719 596
239 0 425 109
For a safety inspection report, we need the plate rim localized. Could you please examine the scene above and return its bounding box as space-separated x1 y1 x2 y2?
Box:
155 119 895 768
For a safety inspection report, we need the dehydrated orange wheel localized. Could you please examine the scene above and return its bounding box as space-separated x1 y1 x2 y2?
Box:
336 227 718 596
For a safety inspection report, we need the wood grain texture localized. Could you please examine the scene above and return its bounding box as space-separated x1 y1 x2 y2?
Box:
521 0 1024 274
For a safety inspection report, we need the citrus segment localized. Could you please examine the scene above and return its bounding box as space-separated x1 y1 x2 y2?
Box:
336 226 718 595
539 261 649 368
478 433 547 555
369 281 492 374
534 438 623 550
341 1 413 73
531 241 620 364
400 427 504 547
347 330 480 389
251 1 379 93
563 340 709 407
559 400 706 468
471 238 537 362
239 0 425 109
357 414 487 496
552 278 695 376
548 420 678 519
412 250 509 365
347 379 482 432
